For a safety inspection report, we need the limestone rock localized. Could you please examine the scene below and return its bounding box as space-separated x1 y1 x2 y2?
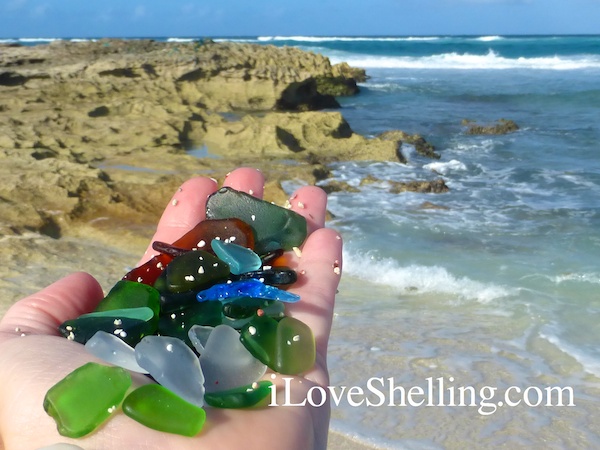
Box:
378 130 440 160
462 118 520 135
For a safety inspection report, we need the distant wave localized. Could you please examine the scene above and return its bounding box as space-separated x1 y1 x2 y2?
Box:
476 35 504 42
256 35 442 42
343 250 514 303
167 37 197 43
331 50 600 70
19 37 62 42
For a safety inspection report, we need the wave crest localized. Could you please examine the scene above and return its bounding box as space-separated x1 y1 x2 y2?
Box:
343 250 514 303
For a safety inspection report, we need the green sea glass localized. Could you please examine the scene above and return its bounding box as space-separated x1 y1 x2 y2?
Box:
43 362 131 438
206 187 308 255
165 250 230 293
204 381 273 409
123 384 206 437
240 315 316 375
239 315 279 366
95 280 160 316
275 316 316 375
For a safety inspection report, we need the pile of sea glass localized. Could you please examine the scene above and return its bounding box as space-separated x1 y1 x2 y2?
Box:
44 187 316 438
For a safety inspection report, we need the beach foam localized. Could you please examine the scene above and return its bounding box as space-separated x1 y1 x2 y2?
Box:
342 249 514 304
330 50 600 70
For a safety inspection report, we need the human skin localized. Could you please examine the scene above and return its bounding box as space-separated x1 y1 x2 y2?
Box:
0 168 343 450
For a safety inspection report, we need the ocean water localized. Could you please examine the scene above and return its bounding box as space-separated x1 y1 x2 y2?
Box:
249 35 600 448
12 35 600 448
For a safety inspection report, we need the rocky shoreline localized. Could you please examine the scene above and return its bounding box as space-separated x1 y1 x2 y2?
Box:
0 38 444 450
0 39 446 239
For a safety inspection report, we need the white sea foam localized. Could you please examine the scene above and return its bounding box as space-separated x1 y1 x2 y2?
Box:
257 35 441 42
552 272 600 285
167 37 196 42
330 50 600 71
476 35 504 42
539 326 600 377
343 250 514 303
423 160 467 175
18 37 62 43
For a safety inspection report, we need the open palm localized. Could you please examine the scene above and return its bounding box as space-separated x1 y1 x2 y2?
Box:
0 168 343 450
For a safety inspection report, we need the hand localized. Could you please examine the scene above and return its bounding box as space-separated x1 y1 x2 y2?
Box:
0 168 343 450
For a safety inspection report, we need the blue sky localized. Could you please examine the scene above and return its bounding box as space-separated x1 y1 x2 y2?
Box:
1 0 599 38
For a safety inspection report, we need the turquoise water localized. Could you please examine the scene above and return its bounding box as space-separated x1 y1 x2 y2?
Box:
267 35 600 448
15 35 600 447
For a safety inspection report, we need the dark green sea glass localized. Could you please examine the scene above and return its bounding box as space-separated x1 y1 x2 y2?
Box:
204 381 273 409
154 270 198 313
222 298 285 329
44 362 131 438
206 187 308 255
158 301 223 345
59 315 156 347
95 280 160 317
231 266 298 286
123 384 206 436
165 250 230 294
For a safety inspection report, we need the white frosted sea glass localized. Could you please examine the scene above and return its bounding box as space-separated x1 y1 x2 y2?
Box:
84 331 148 374
135 335 205 407
187 324 215 353
200 324 267 393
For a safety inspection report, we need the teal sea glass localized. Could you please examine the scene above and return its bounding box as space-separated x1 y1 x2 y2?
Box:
211 238 262 275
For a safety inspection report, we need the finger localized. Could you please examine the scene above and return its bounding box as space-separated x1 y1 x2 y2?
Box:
0 272 104 338
287 185 327 235
286 228 343 362
138 177 218 265
222 167 265 197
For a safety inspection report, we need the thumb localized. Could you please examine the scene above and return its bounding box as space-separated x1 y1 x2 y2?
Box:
0 272 104 339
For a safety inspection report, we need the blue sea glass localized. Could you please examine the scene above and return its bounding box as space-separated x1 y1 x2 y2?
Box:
211 239 262 275
196 279 300 303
